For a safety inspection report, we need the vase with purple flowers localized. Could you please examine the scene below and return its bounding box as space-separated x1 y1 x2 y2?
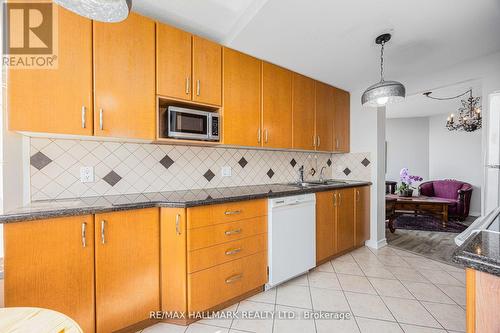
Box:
397 168 423 197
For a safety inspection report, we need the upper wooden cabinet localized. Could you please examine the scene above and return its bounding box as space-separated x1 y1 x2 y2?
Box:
262 62 293 149
192 36 222 106
223 48 261 147
333 88 350 152
355 186 370 247
94 208 160 332
7 6 93 135
4 215 95 333
292 74 316 150
156 23 192 100
315 82 335 152
157 25 222 106
93 13 156 140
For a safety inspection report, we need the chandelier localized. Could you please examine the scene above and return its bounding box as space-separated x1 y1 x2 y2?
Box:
423 89 482 132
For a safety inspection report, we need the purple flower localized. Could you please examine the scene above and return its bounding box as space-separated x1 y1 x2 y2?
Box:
399 168 423 186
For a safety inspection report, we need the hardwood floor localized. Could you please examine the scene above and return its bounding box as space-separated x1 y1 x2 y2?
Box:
386 216 477 265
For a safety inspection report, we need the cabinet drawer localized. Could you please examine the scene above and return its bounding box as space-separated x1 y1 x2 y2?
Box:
188 233 267 273
188 216 267 251
188 199 267 229
188 251 267 313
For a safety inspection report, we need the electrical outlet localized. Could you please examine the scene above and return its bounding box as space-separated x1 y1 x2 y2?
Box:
221 166 232 177
80 166 94 183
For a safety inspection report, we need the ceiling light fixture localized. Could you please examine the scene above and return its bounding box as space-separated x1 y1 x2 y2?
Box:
362 33 406 107
54 0 132 23
423 89 482 132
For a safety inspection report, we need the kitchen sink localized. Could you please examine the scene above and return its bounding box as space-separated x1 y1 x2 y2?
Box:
287 180 347 188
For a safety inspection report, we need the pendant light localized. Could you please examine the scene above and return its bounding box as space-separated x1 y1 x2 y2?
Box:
54 0 132 23
362 33 406 107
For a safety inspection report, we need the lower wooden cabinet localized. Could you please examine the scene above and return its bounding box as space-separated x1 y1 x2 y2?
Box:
4 215 95 333
94 208 160 333
316 187 369 264
355 186 370 246
161 199 268 322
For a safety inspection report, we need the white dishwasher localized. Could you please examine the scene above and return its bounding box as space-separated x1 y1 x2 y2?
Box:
266 193 316 289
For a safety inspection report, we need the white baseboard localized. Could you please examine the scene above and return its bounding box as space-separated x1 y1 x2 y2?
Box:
469 211 481 217
364 238 387 249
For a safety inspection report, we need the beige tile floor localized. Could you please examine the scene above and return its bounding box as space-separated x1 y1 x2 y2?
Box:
138 246 466 333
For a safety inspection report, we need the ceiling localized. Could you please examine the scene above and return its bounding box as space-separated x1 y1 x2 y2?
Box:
386 80 483 119
133 0 500 92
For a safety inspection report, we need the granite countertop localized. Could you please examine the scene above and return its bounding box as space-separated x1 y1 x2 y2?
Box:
453 230 500 277
0 180 371 223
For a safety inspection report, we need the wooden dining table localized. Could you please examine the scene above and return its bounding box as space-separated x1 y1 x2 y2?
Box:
0 307 83 333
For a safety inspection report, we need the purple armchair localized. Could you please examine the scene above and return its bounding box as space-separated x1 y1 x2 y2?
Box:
418 180 473 220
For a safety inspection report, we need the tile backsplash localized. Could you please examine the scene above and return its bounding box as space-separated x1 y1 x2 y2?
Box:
29 137 371 201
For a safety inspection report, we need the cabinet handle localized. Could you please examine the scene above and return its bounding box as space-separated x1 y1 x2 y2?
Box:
225 273 243 284
338 192 342 206
225 248 242 256
333 193 337 206
264 129 268 143
185 77 190 94
317 135 321 148
224 210 241 215
258 128 261 143
313 135 316 147
196 80 200 96
225 228 242 236
99 108 103 130
175 214 181 235
81 222 87 248
356 190 360 202
81 106 86 129
101 220 106 244
336 138 339 149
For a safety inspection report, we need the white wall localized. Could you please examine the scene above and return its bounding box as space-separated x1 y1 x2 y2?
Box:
386 117 430 184
429 114 483 215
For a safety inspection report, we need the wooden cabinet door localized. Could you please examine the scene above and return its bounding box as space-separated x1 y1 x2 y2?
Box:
316 191 335 263
192 36 222 106
262 62 293 149
355 186 370 246
223 48 261 147
292 74 316 150
4 216 95 333
336 188 355 253
333 88 350 152
160 208 188 323
157 23 192 100
315 82 335 152
95 208 160 333
7 6 93 135
93 13 156 140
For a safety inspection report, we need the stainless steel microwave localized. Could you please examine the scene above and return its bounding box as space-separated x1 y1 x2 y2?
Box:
167 106 220 141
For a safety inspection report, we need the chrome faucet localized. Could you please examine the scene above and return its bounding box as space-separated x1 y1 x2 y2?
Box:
298 165 305 183
319 166 327 182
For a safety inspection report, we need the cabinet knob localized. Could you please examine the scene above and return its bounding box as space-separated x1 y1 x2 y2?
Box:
81 222 87 248
175 214 181 235
101 220 106 244
81 106 86 129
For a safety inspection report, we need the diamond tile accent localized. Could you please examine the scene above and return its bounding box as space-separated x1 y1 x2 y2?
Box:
28 137 371 200
103 171 122 186
361 158 371 167
160 154 174 169
327 159 332 167
30 152 52 170
203 169 215 182
238 157 248 168
267 168 275 178
343 167 351 176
